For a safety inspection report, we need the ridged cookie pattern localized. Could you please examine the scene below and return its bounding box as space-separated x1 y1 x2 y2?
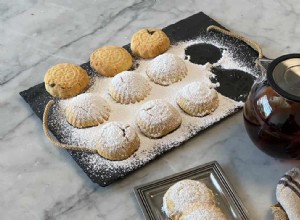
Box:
65 93 111 128
109 71 151 104
177 82 219 117
146 53 188 86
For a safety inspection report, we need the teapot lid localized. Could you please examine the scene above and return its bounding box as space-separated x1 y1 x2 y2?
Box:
267 54 300 102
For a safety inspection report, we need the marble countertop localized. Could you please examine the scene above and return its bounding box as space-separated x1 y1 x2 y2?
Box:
1 0 300 219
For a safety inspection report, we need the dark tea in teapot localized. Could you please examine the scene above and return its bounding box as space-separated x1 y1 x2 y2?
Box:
243 54 300 159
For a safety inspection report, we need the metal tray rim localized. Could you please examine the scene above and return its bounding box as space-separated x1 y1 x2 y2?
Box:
133 161 251 220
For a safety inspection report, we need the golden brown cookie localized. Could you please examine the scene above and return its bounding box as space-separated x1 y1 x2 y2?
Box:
177 82 219 117
44 63 90 99
65 93 111 128
136 99 182 138
90 46 132 77
109 71 151 104
96 122 140 161
130 28 170 59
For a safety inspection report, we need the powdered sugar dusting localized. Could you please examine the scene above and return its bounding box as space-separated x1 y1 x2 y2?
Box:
146 53 188 85
65 93 110 123
109 71 151 103
47 34 257 184
138 100 180 126
162 179 214 217
179 82 217 104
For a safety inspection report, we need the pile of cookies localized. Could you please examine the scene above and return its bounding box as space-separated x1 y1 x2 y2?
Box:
162 179 227 220
43 28 219 161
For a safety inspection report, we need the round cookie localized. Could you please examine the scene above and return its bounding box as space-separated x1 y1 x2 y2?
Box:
177 82 219 116
90 46 133 77
96 122 140 161
162 179 215 219
146 53 188 86
179 204 227 220
65 93 111 128
109 71 151 104
136 99 182 138
44 63 90 99
131 28 170 59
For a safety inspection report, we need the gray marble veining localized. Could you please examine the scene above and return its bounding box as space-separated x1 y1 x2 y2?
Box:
1 0 300 219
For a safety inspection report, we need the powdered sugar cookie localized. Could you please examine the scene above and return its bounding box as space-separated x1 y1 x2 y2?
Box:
146 53 188 86
179 204 227 220
136 99 182 138
96 122 140 161
109 71 151 104
131 28 170 59
162 179 215 219
90 46 132 77
65 93 110 128
177 82 219 116
44 63 90 99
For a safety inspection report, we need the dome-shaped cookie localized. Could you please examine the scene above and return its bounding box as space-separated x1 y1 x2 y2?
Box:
65 93 110 128
162 179 215 219
90 46 133 77
131 28 170 59
109 71 151 104
146 53 188 86
179 204 227 220
136 100 182 138
96 122 140 161
177 82 219 117
44 63 90 99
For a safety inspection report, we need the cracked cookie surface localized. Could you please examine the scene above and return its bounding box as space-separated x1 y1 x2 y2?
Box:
136 99 182 138
96 122 140 161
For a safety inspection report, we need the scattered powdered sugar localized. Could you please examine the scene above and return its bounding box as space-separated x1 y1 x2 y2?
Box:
47 34 257 184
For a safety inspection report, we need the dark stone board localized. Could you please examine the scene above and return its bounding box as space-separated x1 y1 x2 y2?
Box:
20 12 259 186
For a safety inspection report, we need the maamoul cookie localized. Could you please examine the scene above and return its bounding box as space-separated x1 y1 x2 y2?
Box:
131 28 170 59
146 53 188 86
109 71 151 104
90 46 132 77
162 179 215 219
177 82 219 116
96 122 140 161
44 63 90 99
136 100 182 138
65 93 110 128
179 204 227 220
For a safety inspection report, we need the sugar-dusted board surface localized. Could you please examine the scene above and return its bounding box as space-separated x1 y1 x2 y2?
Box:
20 12 259 186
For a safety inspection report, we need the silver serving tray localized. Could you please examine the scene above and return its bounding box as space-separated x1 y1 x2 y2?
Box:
134 161 251 220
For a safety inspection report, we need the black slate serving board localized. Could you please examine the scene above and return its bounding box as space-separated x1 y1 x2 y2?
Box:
20 12 259 186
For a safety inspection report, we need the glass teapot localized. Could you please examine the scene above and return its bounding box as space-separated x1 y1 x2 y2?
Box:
243 54 300 159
